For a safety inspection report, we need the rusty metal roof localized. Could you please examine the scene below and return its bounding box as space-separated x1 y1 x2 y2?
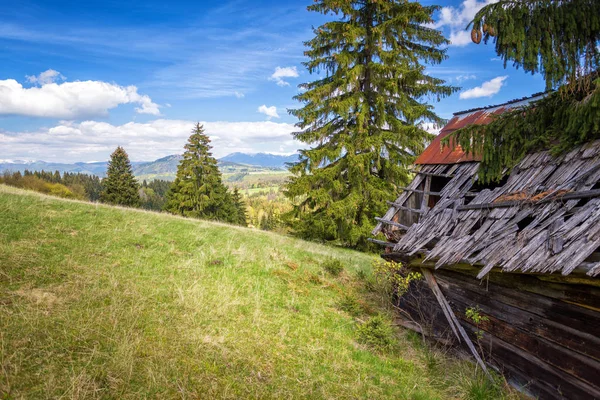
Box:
415 93 547 165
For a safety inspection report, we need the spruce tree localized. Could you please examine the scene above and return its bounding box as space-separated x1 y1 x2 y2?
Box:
164 123 234 221
284 0 457 248
232 188 248 226
100 146 141 207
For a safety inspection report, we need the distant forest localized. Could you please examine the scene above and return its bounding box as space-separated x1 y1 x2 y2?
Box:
0 170 170 212
0 169 288 231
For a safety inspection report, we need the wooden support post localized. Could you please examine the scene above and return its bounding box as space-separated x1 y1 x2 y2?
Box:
420 268 493 381
420 175 432 217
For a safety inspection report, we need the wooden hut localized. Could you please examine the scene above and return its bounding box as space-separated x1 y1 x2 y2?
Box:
371 93 600 400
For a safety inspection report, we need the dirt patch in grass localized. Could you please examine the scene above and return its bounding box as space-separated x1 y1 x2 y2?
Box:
14 287 61 308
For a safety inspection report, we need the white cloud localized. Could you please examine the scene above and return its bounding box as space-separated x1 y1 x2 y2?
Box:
434 0 498 47
420 122 441 135
449 30 473 47
0 73 160 118
459 76 507 99
26 69 66 85
0 119 300 162
234 91 245 99
269 66 299 87
258 104 280 119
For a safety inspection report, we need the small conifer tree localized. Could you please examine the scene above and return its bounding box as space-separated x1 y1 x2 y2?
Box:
164 123 235 222
100 146 141 207
232 188 248 226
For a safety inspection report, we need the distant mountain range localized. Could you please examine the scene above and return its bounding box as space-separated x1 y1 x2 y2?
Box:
220 152 298 168
0 152 298 179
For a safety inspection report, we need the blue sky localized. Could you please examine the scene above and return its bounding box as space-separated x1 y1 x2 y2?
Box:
0 0 546 162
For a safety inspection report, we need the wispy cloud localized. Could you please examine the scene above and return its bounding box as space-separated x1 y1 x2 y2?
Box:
0 71 160 118
269 66 299 86
258 104 279 119
459 76 507 99
455 74 477 82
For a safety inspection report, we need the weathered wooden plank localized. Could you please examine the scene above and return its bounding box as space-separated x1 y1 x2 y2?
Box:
384 201 425 213
409 169 454 178
367 238 395 248
436 273 600 360
455 310 600 388
374 217 409 230
398 187 441 196
463 324 600 400
444 265 600 308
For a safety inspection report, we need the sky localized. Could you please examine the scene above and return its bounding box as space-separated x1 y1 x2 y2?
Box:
0 0 546 163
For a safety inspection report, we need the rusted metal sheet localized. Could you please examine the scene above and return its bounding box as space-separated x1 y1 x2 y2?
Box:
416 93 546 165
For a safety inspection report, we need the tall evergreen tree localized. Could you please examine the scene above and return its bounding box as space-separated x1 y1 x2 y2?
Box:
100 146 141 207
231 188 248 226
284 0 457 248
450 0 600 183
164 123 235 222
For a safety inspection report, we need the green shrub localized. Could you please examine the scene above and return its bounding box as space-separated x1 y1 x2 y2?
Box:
356 314 395 350
322 258 344 276
337 293 363 317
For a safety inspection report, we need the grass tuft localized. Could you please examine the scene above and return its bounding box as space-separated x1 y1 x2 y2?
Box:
322 258 344 276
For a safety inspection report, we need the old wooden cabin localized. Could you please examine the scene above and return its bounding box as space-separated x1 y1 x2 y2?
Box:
371 94 600 399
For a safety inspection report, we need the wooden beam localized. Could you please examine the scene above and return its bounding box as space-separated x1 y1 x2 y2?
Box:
420 268 493 381
399 187 442 196
367 238 396 248
457 188 600 211
410 169 454 178
457 200 519 211
538 188 600 203
385 201 425 214
374 217 409 230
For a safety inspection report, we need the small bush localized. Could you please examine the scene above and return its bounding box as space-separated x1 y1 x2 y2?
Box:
337 293 363 317
322 258 344 276
356 314 395 350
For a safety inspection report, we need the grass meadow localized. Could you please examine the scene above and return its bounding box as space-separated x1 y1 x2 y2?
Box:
0 185 517 399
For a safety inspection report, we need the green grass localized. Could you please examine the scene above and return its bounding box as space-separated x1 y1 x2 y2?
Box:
0 185 517 399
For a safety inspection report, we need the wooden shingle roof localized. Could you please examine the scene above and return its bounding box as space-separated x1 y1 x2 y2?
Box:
375 140 600 278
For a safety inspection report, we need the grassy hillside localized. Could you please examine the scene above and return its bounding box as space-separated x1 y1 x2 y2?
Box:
0 185 514 399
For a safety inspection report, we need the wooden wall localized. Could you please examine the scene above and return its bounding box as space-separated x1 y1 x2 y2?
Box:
396 266 600 400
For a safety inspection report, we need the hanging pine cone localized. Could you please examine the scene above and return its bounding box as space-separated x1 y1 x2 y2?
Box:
488 26 496 37
471 28 482 44
483 23 489 33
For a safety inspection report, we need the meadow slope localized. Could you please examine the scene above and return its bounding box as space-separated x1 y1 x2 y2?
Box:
0 185 513 399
